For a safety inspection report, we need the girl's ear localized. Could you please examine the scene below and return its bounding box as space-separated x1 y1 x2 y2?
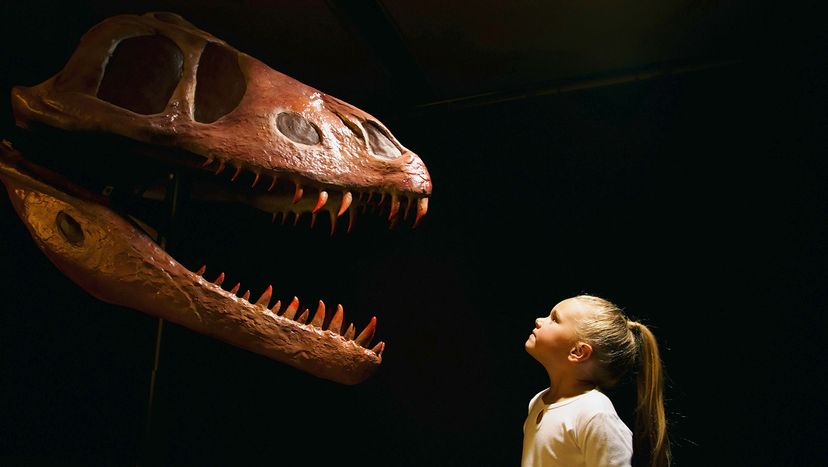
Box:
568 342 593 363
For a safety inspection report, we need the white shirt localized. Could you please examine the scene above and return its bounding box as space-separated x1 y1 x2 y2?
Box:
522 388 632 467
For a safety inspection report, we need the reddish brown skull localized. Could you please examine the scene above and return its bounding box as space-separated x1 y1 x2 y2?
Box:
1 12 432 384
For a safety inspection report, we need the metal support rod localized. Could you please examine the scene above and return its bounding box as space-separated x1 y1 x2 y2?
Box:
139 170 180 467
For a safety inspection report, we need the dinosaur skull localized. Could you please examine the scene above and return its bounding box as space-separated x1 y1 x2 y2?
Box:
1 12 432 385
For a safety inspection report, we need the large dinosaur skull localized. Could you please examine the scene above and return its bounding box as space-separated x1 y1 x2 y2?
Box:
1 12 432 385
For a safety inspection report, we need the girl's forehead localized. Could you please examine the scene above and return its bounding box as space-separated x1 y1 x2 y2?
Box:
554 297 593 318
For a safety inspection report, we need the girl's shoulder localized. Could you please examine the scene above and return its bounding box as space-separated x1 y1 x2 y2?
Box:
573 390 626 425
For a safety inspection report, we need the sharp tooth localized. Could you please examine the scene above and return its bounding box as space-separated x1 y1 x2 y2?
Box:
370 341 385 356
231 165 242 182
355 316 377 347
196 264 206 276
292 184 303 204
311 212 317 228
268 175 278 191
271 300 282 313
343 323 355 340
403 196 412 220
366 192 374 204
310 301 325 327
229 282 241 295
255 285 272 308
283 296 299 319
328 304 344 334
313 190 328 213
201 156 214 167
338 192 352 216
329 210 337 236
251 172 261 188
348 206 356 233
280 211 288 225
388 193 400 220
389 215 399 230
213 272 225 286
413 198 429 228
241 290 251 301
271 212 277 224
297 308 309 324
378 192 386 206
215 160 226 175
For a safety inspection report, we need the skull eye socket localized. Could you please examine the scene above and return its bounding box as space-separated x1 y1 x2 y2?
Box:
194 42 246 123
364 121 401 159
97 35 183 115
56 211 84 246
276 112 321 145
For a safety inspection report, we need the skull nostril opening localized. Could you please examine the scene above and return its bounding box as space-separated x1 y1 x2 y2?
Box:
97 35 183 115
194 42 246 123
276 112 321 145
56 211 84 246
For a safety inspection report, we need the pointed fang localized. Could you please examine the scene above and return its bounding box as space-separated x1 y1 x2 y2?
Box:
196 264 206 276
371 341 385 356
215 160 226 175
213 272 225 286
268 175 278 191
297 308 309 324
413 198 429 228
348 207 356 233
329 211 337 236
313 190 328 213
271 300 281 313
310 301 325 327
241 290 250 301
403 197 413 220
344 323 355 340
338 192 352 217
255 285 272 308
388 193 400 220
201 156 214 167
231 166 242 182
283 296 299 319
328 304 344 334
251 172 261 188
292 184 303 204
229 282 241 295
355 316 377 347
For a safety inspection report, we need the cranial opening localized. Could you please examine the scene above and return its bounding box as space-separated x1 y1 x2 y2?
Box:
364 121 401 159
194 42 246 123
56 211 84 246
97 35 183 115
276 112 321 145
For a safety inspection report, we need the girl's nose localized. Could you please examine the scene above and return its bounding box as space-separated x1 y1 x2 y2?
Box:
535 319 542 329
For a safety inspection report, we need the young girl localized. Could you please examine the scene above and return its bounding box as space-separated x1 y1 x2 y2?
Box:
522 294 670 467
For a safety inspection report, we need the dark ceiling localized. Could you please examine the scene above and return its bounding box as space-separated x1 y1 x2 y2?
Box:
2 1 820 120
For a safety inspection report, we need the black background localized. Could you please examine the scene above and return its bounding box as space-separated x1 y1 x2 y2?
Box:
1 2 826 466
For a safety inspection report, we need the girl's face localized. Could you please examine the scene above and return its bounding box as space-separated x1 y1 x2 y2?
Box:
525 297 592 368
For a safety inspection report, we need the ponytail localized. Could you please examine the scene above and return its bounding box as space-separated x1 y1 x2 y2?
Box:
628 321 671 467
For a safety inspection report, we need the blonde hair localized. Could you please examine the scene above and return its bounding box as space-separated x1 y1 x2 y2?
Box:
574 294 671 467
